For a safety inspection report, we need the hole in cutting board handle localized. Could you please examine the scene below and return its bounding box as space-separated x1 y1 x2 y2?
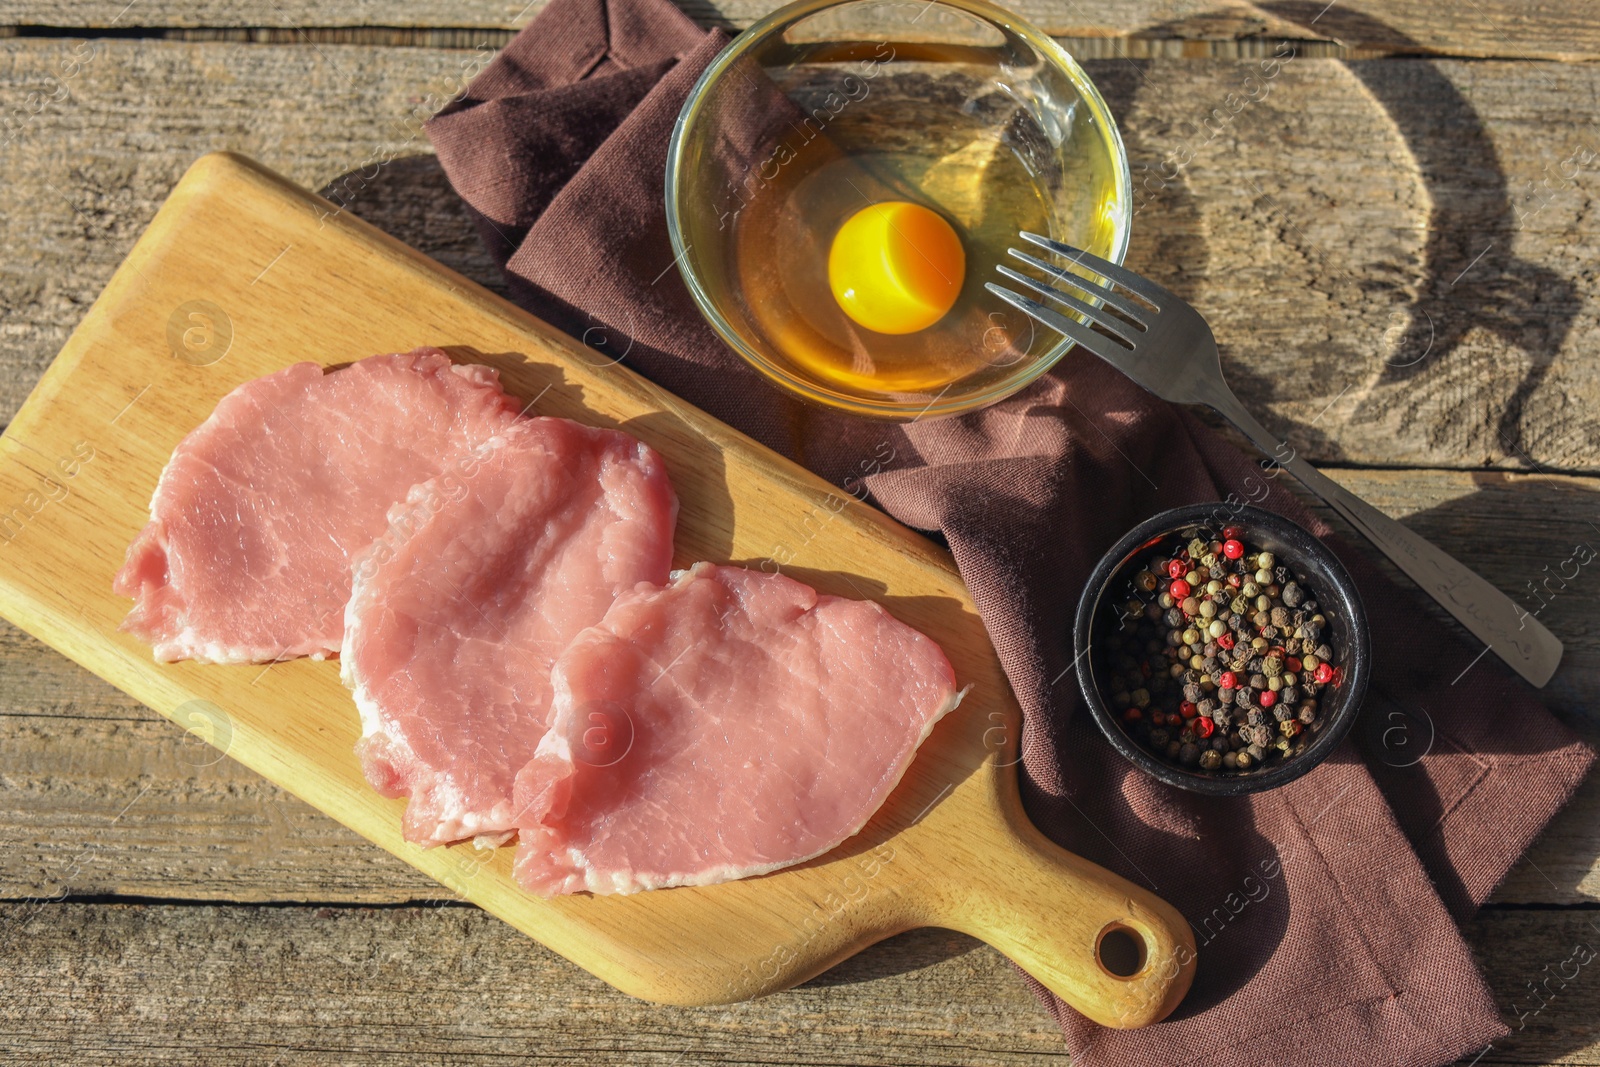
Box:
1096 923 1148 978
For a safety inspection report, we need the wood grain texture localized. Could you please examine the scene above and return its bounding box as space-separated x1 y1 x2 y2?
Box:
2 0 1598 60
0 151 1196 1026
5 900 1599 1066
0 903 1073 1066
2 41 1596 473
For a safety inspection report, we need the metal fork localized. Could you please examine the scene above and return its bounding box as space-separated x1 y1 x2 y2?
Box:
988 231 1562 688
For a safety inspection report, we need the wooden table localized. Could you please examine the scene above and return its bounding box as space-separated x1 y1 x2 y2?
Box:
1 2 1596 1063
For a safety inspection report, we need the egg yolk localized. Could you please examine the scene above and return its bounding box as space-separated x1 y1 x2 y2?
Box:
827 201 965 335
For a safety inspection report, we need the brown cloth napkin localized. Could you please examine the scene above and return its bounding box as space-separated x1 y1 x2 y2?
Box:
426 0 1594 1061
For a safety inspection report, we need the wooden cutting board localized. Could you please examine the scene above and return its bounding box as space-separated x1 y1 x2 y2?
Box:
0 152 1195 1028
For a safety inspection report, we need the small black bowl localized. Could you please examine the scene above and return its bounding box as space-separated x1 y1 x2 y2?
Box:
1073 504 1370 796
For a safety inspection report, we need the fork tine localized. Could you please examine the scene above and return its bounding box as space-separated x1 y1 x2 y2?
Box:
985 283 1129 364
1004 249 1149 322
1018 232 1162 308
995 265 1141 346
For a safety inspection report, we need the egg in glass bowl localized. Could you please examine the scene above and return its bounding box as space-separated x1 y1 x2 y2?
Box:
666 0 1132 419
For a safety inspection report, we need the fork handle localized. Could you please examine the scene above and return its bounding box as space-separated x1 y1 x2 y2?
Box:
1200 386 1563 688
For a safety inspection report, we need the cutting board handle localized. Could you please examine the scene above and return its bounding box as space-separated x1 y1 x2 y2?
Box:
905 790 1196 1029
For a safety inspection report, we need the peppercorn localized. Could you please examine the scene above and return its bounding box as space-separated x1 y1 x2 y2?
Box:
1099 526 1338 776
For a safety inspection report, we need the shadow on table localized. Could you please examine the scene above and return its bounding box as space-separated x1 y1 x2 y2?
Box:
798 927 983 988
318 154 508 300
1259 3 1581 463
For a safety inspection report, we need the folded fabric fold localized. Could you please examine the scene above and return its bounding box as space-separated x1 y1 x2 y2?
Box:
424 1 1593 1062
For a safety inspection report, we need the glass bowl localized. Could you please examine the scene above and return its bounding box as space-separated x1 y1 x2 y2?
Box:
665 0 1131 420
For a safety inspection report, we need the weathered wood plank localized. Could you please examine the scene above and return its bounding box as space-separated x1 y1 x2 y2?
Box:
0 0 1596 61
2 467 1595 908
0 903 1070 1065
2 900 1599 1065
1459 906 1600 1066
1 40 1596 472
0 709 441 902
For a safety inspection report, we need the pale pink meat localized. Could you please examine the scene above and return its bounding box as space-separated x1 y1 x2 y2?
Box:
113 349 523 663
342 418 677 848
512 562 963 896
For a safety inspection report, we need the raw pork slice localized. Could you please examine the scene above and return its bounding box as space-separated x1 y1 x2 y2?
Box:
114 349 523 663
343 418 677 847
512 562 964 896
